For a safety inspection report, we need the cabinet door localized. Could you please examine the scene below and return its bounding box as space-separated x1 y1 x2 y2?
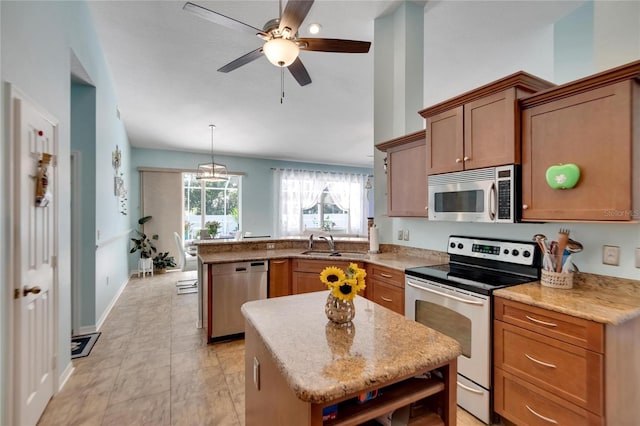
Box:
464 88 518 170
387 139 428 217
292 272 328 294
521 81 633 221
426 106 464 175
269 259 291 297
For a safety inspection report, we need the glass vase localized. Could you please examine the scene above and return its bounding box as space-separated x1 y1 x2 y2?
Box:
325 293 355 324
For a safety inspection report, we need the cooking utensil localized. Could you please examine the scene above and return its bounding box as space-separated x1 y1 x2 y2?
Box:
533 234 549 253
562 254 573 273
566 238 583 253
556 228 570 272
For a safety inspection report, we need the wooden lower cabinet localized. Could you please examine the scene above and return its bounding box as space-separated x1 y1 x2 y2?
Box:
368 264 405 315
292 259 363 295
269 259 291 297
494 297 604 425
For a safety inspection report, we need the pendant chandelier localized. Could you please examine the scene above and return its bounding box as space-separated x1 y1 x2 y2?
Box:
196 124 228 181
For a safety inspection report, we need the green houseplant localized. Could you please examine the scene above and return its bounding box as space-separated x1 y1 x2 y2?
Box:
153 251 177 273
205 220 221 238
130 216 158 273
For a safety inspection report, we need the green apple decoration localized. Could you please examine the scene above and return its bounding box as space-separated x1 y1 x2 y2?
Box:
546 163 580 189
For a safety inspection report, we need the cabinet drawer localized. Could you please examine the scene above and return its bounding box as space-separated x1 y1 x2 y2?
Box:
495 369 603 426
372 280 404 315
369 265 404 288
292 272 328 295
494 297 604 352
494 321 603 413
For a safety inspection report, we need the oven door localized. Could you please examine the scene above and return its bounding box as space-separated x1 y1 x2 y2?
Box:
405 277 491 386
428 169 497 222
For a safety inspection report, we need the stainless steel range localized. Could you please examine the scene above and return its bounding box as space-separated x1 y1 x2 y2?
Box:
405 235 541 424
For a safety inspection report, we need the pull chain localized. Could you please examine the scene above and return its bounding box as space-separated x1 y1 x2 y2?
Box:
280 68 285 104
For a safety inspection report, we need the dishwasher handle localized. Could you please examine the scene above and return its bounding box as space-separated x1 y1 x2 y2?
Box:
235 267 247 272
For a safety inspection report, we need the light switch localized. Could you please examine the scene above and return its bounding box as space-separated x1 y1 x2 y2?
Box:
403 230 410 241
397 230 403 240
635 248 640 268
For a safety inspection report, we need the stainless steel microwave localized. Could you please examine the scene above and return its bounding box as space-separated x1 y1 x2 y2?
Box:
428 165 518 223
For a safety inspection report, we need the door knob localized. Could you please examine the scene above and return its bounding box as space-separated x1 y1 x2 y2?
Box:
23 286 41 296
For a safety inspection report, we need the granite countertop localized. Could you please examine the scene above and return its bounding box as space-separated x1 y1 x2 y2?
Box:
197 247 446 272
241 291 462 404
494 273 640 325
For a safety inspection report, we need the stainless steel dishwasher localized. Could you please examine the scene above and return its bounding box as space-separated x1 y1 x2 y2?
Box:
210 261 268 341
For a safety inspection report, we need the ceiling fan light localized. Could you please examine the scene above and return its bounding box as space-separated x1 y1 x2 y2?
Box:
263 38 299 67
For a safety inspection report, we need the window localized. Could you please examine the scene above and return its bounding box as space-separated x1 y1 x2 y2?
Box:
273 169 367 237
183 173 240 239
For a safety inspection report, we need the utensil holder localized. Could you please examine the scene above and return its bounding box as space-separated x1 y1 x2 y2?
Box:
541 269 573 289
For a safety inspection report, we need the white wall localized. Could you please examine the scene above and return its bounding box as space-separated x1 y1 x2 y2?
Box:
374 0 640 280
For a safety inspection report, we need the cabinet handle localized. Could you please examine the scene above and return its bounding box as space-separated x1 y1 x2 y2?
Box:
455 158 462 163
271 260 287 264
380 296 393 302
380 273 393 278
525 315 558 327
525 353 556 368
522 204 529 210
463 156 470 162
526 405 558 424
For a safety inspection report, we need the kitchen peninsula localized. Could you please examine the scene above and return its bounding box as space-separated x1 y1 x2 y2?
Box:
241 291 462 426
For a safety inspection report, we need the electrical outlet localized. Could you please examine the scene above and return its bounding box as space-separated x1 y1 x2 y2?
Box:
403 229 410 241
397 230 404 240
266 243 275 250
603 245 620 266
635 248 640 268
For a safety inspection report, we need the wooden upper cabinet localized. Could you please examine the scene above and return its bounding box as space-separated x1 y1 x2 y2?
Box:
519 60 640 222
420 72 554 175
376 130 428 217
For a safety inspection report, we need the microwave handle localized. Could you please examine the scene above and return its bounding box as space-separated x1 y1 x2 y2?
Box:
489 182 496 221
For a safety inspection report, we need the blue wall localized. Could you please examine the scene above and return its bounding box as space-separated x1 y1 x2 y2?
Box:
129 148 372 269
1 2 132 416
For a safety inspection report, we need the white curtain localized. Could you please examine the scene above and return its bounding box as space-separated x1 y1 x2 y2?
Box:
273 168 367 237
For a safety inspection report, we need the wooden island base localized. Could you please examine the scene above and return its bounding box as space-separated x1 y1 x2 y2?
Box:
245 321 457 426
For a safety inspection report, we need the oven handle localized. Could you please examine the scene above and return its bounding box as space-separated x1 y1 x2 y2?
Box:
406 281 484 305
457 381 484 395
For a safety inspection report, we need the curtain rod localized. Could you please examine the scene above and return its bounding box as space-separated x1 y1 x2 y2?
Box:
270 167 371 176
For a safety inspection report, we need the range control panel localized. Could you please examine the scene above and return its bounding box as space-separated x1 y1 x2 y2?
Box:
447 236 537 266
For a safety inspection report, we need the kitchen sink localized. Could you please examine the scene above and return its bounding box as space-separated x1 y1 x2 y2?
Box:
300 250 368 258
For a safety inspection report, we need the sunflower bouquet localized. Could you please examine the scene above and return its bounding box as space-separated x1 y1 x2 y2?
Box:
320 263 367 302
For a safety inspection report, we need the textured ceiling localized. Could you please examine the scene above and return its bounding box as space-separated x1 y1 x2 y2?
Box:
88 1 400 168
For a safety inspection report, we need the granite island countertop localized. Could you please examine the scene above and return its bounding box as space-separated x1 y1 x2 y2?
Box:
494 273 640 325
241 291 462 404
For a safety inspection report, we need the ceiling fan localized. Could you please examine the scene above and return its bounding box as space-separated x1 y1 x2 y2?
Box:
183 0 371 86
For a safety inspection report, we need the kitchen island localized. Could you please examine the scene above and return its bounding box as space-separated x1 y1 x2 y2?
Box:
241 291 462 426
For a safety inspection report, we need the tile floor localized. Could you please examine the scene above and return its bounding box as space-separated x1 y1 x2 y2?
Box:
38 271 485 426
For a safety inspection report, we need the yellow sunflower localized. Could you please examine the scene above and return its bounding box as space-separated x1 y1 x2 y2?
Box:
331 277 359 301
320 266 346 289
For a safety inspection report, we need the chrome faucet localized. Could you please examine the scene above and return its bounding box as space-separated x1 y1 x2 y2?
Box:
320 235 335 252
308 234 314 250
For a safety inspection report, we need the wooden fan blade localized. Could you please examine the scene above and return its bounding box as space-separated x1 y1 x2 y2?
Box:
297 38 371 53
183 2 267 38
217 47 264 73
288 57 312 86
279 0 314 36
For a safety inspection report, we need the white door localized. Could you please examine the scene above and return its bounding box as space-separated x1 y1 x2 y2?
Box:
12 94 58 426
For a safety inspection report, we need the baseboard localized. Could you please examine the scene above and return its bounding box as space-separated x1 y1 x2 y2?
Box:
96 276 129 331
57 361 75 392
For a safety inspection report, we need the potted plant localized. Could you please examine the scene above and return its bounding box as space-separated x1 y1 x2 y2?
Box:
205 220 221 238
130 216 158 272
153 251 177 273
